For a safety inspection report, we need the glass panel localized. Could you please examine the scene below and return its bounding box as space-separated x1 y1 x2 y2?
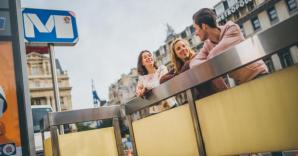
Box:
0 0 9 9
32 108 52 132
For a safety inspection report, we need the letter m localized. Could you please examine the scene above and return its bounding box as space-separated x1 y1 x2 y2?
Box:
23 13 54 38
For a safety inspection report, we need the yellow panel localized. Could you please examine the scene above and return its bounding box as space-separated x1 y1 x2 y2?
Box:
132 104 199 156
196 65 298 155
44 137 52 156
58 127 118 156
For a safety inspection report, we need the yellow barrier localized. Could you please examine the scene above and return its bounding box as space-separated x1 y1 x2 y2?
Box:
196 65 298 155
132 104 199 156
44 127 118 156
44 137 52 156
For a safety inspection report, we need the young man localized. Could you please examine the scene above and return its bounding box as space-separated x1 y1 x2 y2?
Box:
190 8 268 85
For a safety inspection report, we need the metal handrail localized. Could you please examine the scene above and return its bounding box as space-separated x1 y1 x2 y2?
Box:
40 105 123 156
41 105 120 131
124 14 298 115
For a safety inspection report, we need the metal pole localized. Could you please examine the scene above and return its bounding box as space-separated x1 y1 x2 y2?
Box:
49 43 64 134
113 118 124 156
50 126 60 156
41 130 45 154
186 89 206 156
127 115 138 156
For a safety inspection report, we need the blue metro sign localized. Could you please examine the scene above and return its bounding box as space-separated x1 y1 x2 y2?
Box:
22 8 79 45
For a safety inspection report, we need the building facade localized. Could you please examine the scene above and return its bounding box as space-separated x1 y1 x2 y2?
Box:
108 68 138 105
214 0 298 72
26 46 72 111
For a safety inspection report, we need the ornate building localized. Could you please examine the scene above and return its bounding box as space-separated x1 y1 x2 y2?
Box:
108 68 138 105
214 0 298 72
26 46 72 111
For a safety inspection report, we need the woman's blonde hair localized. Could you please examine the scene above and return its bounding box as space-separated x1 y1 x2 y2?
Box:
170 38 195 73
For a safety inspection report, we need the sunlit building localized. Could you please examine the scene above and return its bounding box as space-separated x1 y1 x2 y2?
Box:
26 46 73 111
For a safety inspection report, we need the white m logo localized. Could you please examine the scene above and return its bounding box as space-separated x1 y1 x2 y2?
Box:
23 13 74 39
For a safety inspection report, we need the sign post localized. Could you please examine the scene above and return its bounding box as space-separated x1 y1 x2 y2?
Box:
48 43 64 134
22 8 79 134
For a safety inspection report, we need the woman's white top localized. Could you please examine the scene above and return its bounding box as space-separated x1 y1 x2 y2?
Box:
137 65 177 114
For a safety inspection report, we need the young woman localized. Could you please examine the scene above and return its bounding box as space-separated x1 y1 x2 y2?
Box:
136 50 176 114
160 38 196 83
161 38 227 99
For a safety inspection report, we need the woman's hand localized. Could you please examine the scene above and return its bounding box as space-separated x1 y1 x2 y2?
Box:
136 84 146 97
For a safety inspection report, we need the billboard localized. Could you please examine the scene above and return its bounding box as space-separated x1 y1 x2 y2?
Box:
22 8 79 45
0 42 21 155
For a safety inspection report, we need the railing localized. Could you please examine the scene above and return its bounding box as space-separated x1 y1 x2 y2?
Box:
41 14 298 156
41 106 123 156
124 14 298 156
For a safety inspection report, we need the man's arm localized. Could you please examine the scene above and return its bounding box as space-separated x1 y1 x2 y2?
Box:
207 24 244 59
189 43 209 68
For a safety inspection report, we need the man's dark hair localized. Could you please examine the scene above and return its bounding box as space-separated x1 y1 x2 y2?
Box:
193 8 217 28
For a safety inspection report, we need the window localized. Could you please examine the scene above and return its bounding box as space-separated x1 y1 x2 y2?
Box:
214 2 225 16
181 31 187 39
188 39 192 45
31 97 47 105
32 107 52 132
264 58 275 72
160 46 166 56
196 44 203 51
267 7 279 22
234 11 240 20
0 17 5 30
60 96 64 105
31 65 42 75
34 81 40 88
155 50 160 57
278 49 294 68
247 1 255 11
251 17 261 31
239 24 246 37
286 0 297 12
227 0 237 7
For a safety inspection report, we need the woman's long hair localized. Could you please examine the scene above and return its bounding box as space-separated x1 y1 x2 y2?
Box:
170 38 195 73
137 50 157 75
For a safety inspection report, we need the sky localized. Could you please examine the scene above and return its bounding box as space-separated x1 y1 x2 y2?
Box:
21 0 219 109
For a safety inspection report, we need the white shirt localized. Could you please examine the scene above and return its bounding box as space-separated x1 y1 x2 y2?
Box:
137 65 177 114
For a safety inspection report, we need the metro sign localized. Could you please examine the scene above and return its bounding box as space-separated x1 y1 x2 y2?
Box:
22 8 78 45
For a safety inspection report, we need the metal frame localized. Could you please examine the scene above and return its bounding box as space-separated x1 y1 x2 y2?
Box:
126 115 138 156
48 43 64 134
41 105 124 156
113 117 124 156
124 14 298 156
186 89 206 156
